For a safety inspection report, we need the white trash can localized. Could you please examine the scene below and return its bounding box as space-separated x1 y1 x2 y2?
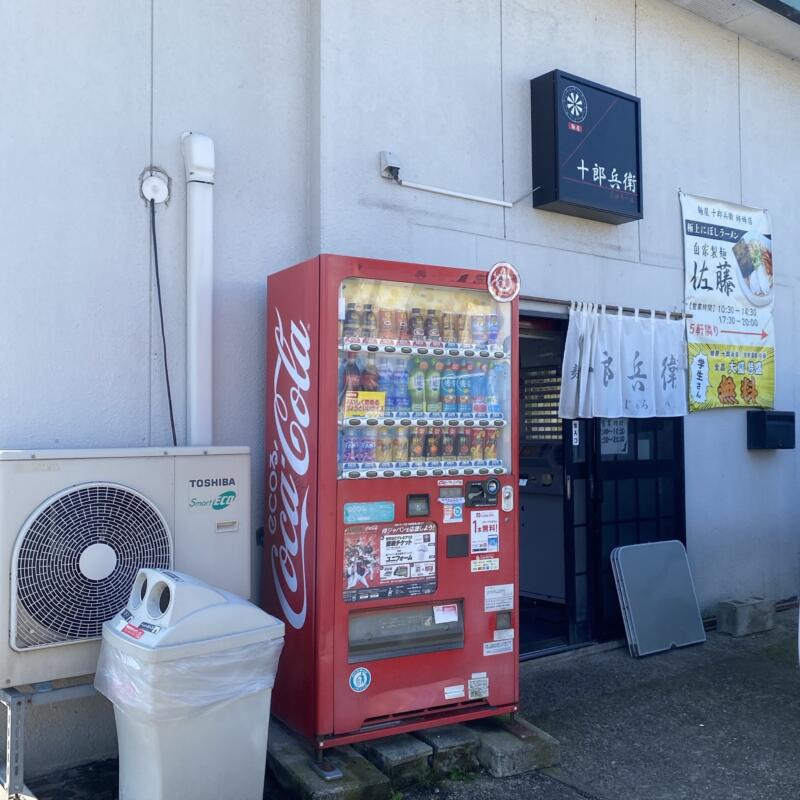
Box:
95 568 285 800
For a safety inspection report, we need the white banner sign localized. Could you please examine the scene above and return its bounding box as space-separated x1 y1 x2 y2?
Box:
559 303 687 419
680 192 774 411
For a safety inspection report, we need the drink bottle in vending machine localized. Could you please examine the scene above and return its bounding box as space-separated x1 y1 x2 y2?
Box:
263 255 520 750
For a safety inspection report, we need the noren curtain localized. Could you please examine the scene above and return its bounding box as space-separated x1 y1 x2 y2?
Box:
559 303 687 419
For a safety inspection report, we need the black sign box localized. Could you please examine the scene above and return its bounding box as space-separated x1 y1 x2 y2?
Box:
531 70 643 225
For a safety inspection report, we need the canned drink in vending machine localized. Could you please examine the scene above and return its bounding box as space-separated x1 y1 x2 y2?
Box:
424 309 442 343
469 314 487 346
410 308 426 343
358 427 378 467
343 303 362 338
483 428 499 464
362 304 378 340
378 307 396 341
440 431 456 466
392 427 410 467
375 427 394 466
454 313 467 346
409 429 426 465
441 312 457 347
424 430 442 465
396 309 410 342
469 428 486 464
455 431 471 465
343 428 360 468
486 313 500 346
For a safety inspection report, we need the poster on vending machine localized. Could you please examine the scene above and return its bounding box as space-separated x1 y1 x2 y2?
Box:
342 521 437 602
680 192 775 411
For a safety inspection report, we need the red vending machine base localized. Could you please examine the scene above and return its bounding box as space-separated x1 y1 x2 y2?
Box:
264 255 520 747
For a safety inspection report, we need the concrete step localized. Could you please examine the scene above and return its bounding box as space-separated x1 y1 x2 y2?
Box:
414 724 481 776
267 721 391 800
354 734 433 789
469 717 560 778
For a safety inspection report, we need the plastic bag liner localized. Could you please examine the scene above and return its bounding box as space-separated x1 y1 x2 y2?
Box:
94 636 284 722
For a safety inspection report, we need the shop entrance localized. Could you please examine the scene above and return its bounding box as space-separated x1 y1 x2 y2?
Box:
518 315 686 657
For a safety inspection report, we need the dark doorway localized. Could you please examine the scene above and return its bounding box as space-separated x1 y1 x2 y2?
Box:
592 416 686 640
518 314 686 657
518 318 569 654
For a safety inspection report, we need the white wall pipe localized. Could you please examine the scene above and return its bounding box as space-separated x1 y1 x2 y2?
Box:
181 132 215 446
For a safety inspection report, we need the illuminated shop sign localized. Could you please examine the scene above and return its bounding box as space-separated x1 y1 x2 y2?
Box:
530 70 643 225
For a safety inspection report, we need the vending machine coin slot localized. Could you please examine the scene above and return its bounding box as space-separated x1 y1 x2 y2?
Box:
464 479 500 507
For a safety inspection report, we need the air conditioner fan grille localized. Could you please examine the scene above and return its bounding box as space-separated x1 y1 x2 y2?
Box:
14 483 171 649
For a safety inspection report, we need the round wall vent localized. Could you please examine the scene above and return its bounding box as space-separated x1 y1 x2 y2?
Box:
12 483 172 650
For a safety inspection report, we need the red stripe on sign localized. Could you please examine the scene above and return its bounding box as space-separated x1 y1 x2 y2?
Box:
122 623 144 640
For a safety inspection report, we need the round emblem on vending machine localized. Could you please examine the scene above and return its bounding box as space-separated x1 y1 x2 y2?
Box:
487 262 521 303
349 667 372 693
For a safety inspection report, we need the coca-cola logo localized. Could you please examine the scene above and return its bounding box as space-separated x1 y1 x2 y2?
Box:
267 310 312 630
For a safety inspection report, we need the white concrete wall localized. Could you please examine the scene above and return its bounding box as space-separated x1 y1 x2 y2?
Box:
1 0 312 775
317 0 800 612
2 0 799 775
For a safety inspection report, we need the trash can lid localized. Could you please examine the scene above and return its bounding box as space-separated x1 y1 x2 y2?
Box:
102 568 284 662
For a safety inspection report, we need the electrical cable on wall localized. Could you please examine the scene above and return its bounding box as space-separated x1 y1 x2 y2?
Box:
149 200 178 447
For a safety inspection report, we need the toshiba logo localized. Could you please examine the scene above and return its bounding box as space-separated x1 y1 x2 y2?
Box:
188 478 237 488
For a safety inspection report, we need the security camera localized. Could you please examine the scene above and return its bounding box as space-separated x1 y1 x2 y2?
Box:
379 151 401 181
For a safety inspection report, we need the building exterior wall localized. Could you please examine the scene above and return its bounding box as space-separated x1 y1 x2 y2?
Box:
0 0 312 774
0 0 798 775
317 0 800 611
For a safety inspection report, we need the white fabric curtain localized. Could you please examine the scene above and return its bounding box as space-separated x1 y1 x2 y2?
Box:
559 303 688 419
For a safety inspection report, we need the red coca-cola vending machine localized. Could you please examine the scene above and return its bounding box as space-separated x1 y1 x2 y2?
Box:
263 254 520 752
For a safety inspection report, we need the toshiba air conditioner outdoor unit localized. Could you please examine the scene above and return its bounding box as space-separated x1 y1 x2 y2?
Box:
0 447 251 687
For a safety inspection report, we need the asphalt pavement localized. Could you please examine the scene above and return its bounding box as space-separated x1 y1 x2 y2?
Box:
407 607 800 800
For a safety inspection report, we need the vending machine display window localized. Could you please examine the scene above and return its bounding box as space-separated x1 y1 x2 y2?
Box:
338 277 513 479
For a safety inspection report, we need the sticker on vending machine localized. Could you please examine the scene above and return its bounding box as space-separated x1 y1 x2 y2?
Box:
484 584 514 612
344 501 395 524
470 556 500 572
342 521 437 603
468 672 489 699
470 509 499 554
440 497 464 524
444 684 466 700
433 604 459 624
349 667 371 693
483 640 514 656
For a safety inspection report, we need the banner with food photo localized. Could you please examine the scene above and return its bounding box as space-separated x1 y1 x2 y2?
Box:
680 192 774 412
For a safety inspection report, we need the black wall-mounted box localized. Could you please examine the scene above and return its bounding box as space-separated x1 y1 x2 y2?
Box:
747 410 795 450
530 70 643 225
